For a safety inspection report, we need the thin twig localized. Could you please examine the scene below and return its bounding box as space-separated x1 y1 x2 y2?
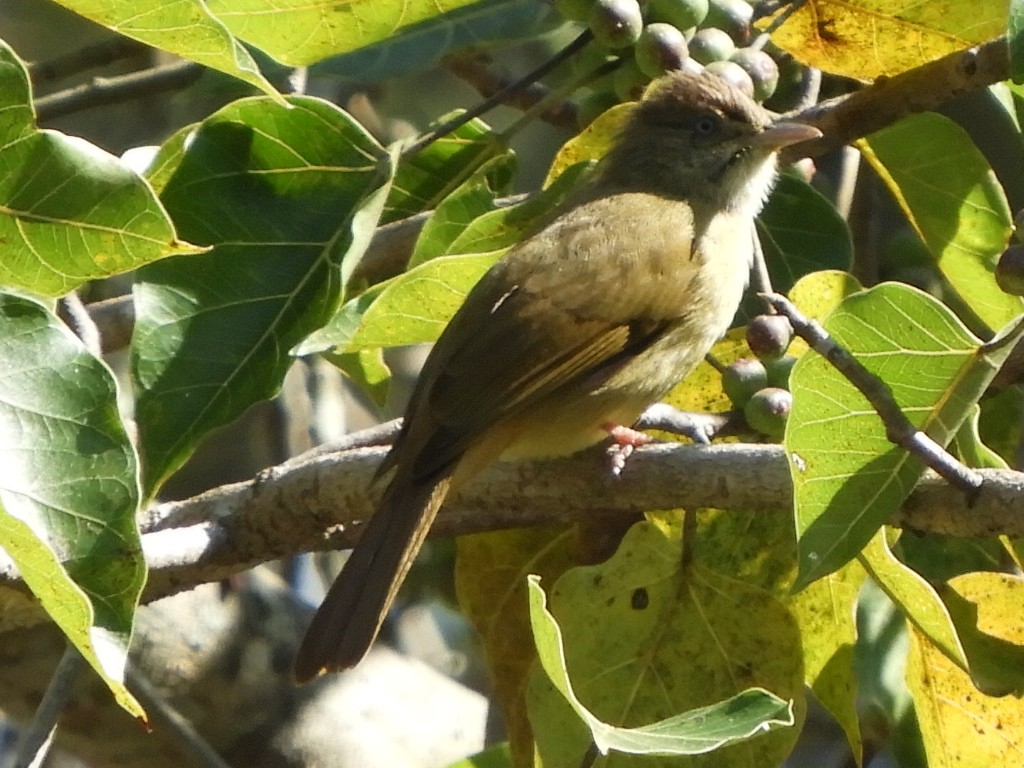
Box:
761 292 985 499
35 60 204 122
9 645 83 768
129 669 232 768
757 0 807 36
793 66 822 112
750 220 774 296
28 38 149 84
404 29 593 158
786 37 1009 162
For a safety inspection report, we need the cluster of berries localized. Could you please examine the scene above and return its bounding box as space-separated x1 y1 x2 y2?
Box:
722 314 797 439
555 0 781 126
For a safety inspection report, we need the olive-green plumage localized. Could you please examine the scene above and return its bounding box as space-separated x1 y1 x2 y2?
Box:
294 72 820 681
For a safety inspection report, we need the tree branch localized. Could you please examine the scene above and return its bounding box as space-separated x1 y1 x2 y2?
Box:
3 438 1023 634
786 37 1010 162
34 60 204 122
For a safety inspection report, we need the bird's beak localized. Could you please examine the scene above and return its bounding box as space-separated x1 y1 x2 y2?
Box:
749 121 822 150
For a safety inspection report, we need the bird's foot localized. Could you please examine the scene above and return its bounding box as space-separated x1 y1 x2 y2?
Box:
604 423 652 477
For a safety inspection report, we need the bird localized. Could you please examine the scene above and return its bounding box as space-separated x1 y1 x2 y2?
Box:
294 70 821 681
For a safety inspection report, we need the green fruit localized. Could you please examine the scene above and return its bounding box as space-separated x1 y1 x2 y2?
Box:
722 358 768 407
745 313 794 362
706 0 754 42
613 58 650 101
634 23 690 77
744 387 792 439
555 0 596 22
705 59 753 97
730 47 779 101
764 355 797 389
996 245 1024 296
589 0 644 49
688 27 736 64
648 0 710 30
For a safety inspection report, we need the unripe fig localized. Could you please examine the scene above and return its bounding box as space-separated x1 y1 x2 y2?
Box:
647 0 710 30
730 47 779 101
744 387 792 439
706 0 755 42
996 244 1024 296
704 59 753 97
589 0 644 49
764 355 797 389
722 358 769 407
613 58 650 101
688 27 736 64
635 23 690 77
746 313 794 361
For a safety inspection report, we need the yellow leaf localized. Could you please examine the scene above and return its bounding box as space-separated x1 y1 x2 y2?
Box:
908 573 1024 768
760 0 1008 81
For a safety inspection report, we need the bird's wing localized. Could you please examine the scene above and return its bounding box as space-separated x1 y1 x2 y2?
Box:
386 192 704 481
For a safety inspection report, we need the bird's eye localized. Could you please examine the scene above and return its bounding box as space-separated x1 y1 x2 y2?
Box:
694 116 718 136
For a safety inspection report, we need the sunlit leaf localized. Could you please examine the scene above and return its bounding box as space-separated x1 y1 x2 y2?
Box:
456 527 577 767
528 522 800 764
761 0 1008 81
385 114 509 225
132 96 393 496
860 113 1017 333
0 41 190 297
53 0 281 99
0 294 144 718
788 285 1024 586
316 0 561 79
908 572 1024 768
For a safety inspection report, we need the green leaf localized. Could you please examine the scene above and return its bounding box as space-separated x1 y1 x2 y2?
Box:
408 154 517 268
860 532 970 682
346 252 501 350
52 0 281 100
445 743 512 768
316 0 561 80
860 113 1018 333
0 294 145 718
0 41 190 297
757 174 853 293
788 561 866 762
321 166 589 354
132 96 393 496
527 521 799 763
954 405 1010 470
326 348 392 408
385 114 509 224
211 0 489 66
788 284 1024 587
1009 0 1024 84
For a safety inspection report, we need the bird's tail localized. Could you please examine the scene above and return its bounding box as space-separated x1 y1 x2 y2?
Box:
293 471 453 681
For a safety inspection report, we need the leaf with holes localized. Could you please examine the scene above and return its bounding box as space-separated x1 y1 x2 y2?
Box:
527 522 800 763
